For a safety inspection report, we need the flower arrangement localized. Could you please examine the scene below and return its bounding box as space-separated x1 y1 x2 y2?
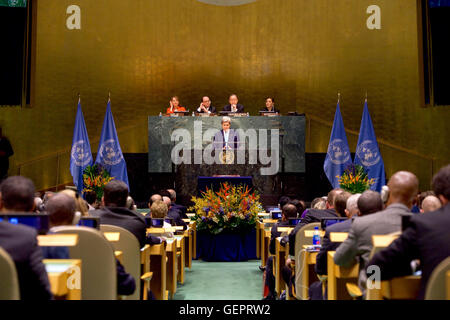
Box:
337 164 375 194
82 164 114 201
189 183 263 235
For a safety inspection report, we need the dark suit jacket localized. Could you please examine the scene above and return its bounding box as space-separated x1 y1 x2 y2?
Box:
368 203 450 299
91 207 161 248
288 208 339 256
260 107 279 113
315 218 353 275
0 221 52 300
269 220 290 255
197 106 216 114
168 207 187 230
172 203 188 219
223 104 244 113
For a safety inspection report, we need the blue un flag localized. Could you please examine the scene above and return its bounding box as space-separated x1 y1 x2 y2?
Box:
324 100 352 189
70 99 93 194
354 100 385 192
95 100 129 188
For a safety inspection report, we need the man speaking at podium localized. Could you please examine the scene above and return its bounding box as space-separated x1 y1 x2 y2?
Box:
223 94 245 113
213 116 240 151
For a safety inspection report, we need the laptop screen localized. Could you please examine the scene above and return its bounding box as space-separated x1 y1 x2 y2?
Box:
0 213 49 234
320 217 347 230
77 217 100 230
270 210 282 220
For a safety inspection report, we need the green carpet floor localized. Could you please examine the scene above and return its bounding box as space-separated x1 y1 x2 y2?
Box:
173 260 263 300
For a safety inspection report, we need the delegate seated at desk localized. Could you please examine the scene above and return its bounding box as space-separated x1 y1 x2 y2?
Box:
263 204 297 300
223 94 244 113
213 116 240 150
166 96 187 114
197 96 216 114
260 97 279 113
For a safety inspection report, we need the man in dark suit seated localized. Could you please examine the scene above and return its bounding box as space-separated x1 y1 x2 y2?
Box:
262 203 298 300
197 96 216 114
162 196 187 230
223 94 244 113
334 171 419 296
368 165 450 299
167 189 188 219
91 180 165 247
46 193 136 296
310 190 383 299
0 176 52 300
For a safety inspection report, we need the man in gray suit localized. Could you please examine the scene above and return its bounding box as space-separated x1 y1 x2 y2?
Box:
333 171 419 294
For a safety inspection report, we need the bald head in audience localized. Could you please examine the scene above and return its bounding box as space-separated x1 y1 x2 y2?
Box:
421 195 442 213
357 190 383 216
162 196 172 208
386 171 419 208
46 193 76 227
345 193 361 218
148 194 162 209
0 176 35 212
167 189 177 203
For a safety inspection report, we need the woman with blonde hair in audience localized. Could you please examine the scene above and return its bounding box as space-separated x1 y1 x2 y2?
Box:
60 189 89 217
150 200 174 238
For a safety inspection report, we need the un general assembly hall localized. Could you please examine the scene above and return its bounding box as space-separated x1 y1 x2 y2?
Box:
0 0 449 312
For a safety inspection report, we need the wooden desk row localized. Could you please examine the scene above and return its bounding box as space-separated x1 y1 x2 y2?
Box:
262 228 424 300
37 220 197 300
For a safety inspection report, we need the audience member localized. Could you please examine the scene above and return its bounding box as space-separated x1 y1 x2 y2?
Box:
150 200 174 238
46 193 136 296
146 194 162 216
288 188 343 256
420 195 442 213
167 188 188 219
91 180 164 247
163 196 187 230
310 191 384 299
263 203 298 300
290 199 306 217
60 189 89 217
334 191 352 217
0 176 52 300
126 196 137 211
309 193 361 299
334 171 419 295
84 190 99 210
278 196 291 210
368 165 450 299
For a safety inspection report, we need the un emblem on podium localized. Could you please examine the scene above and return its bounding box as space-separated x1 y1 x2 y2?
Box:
219 150 235 165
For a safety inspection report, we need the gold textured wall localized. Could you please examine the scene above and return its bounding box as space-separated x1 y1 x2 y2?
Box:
0 0 449 191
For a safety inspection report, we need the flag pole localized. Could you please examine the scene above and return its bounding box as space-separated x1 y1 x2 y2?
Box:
108 92 111 103
338 92 341 103
78 93 81 104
